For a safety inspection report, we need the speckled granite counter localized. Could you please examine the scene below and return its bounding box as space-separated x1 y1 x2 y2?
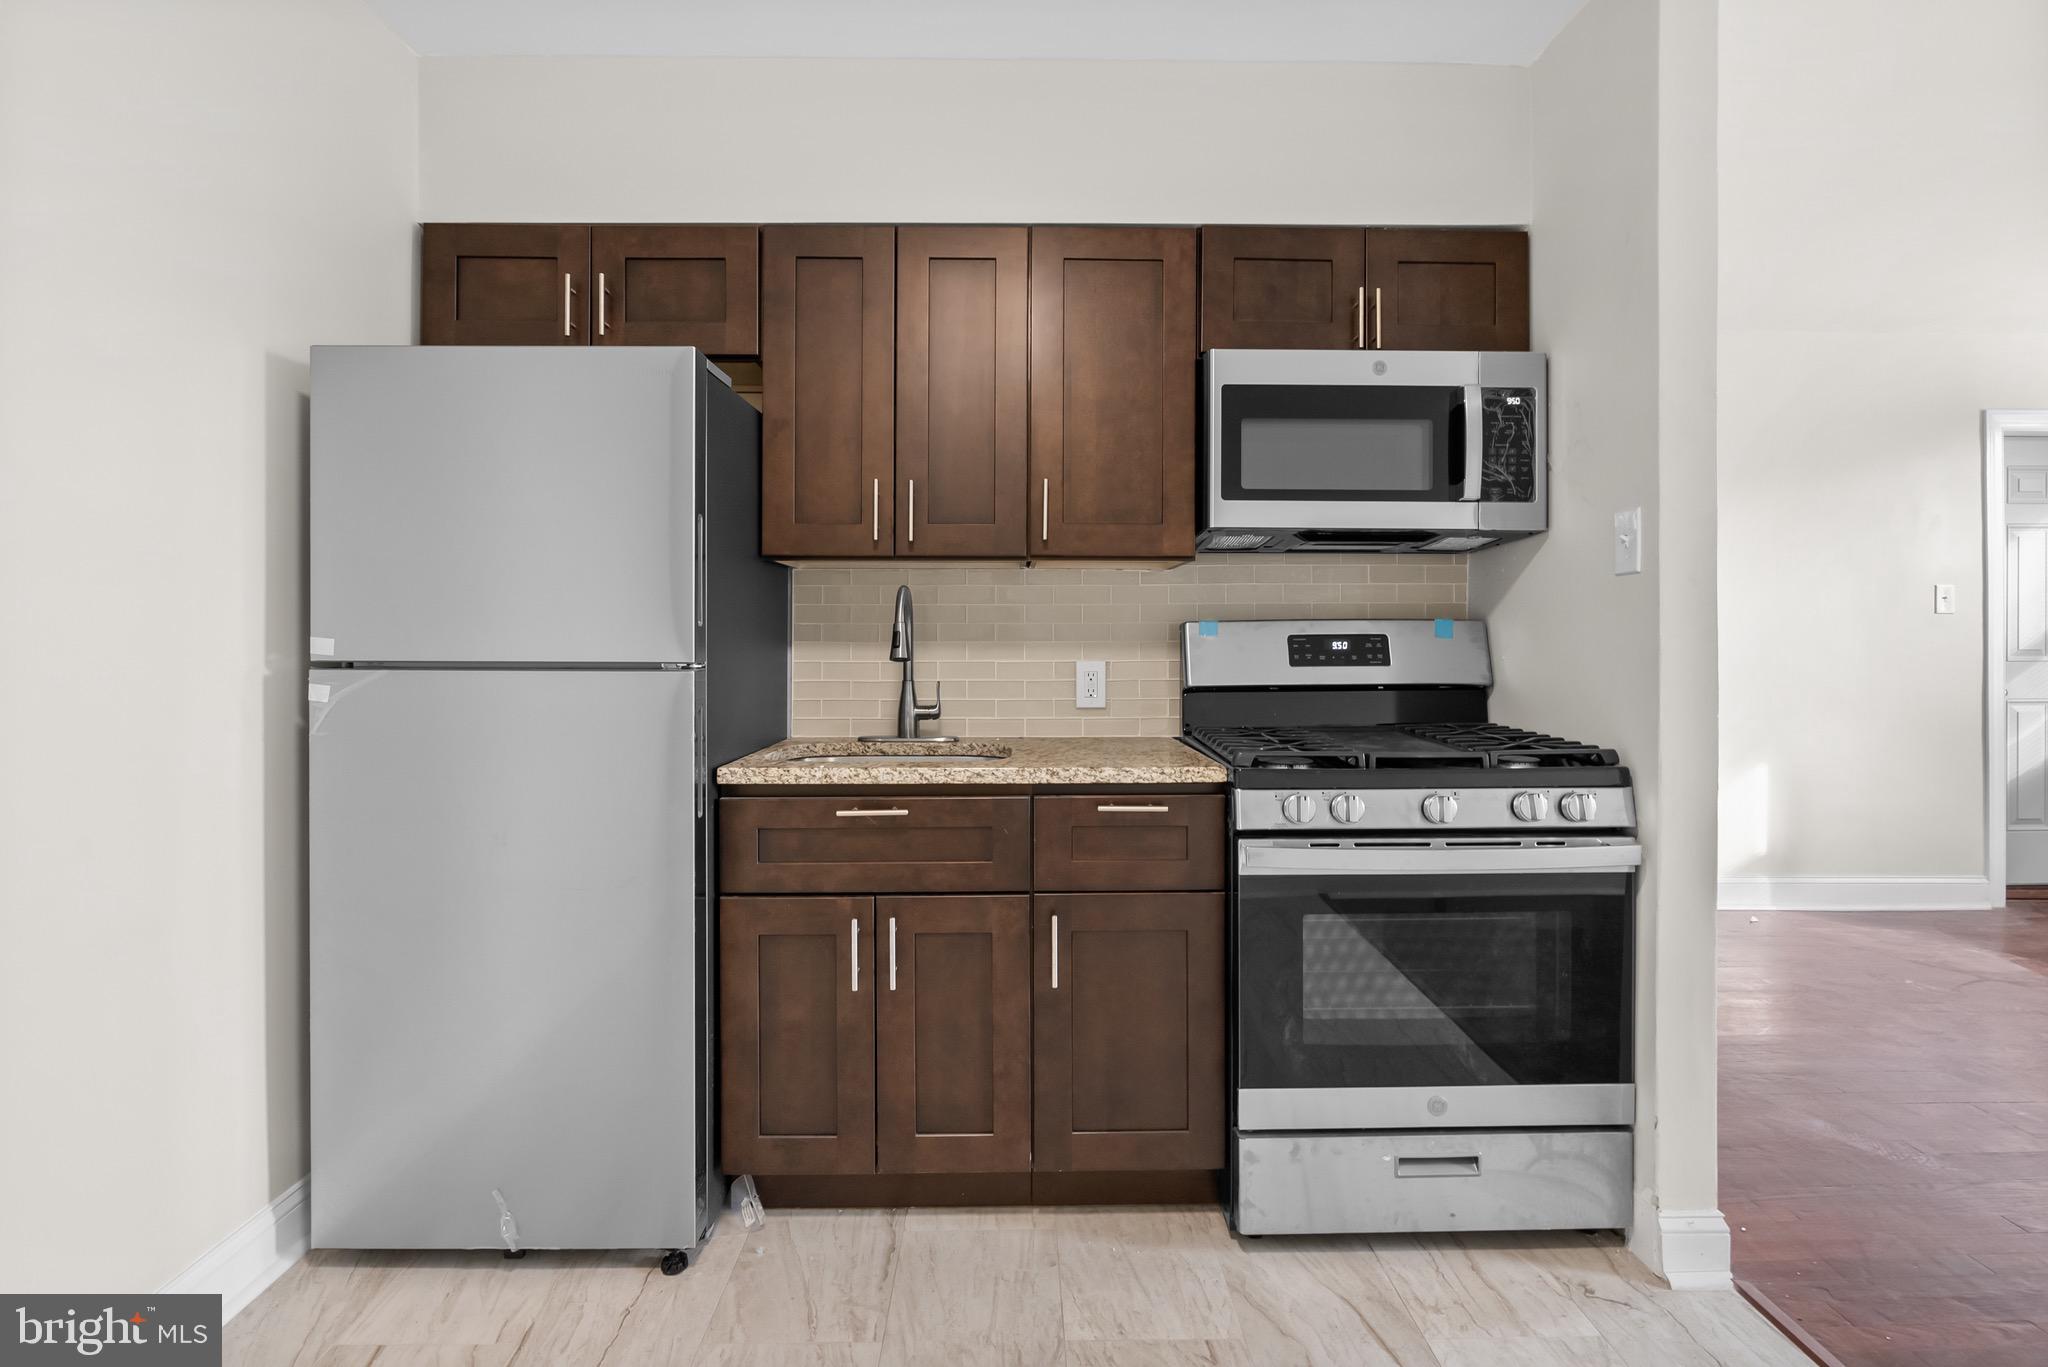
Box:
716 736 1227 787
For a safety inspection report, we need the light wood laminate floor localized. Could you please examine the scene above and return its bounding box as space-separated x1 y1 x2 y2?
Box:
227 1206 1807 1366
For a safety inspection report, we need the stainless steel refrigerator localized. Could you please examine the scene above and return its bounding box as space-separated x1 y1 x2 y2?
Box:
307 346 787 1265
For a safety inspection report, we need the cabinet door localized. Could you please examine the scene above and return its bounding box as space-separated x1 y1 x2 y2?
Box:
720 897 876 1175
761 226 895 558
1200 226 1366 350
1028 227 1197 559
1033 892 1225 1171
420 224 591 346
1364 228 1530 351
896 227 1028 557
592 225 759 352
876 896 1032 1173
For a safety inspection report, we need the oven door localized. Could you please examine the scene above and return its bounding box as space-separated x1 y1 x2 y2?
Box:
1235 838 1638 1131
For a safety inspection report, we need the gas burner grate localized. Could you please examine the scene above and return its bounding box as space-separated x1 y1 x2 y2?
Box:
1390 722 1621 769
1185 722 1621 772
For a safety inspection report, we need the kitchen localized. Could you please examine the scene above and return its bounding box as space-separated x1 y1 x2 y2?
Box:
3 0 1755 1362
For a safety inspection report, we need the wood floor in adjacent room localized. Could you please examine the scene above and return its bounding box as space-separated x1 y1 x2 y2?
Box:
1721 904 2048 1367
227 1205 1805 1366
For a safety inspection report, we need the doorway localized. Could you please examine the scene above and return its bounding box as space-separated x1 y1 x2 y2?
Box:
1985 411 2048 895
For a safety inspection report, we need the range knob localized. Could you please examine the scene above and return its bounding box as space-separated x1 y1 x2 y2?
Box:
1510 791 1551 823
1280 792 1321 825
1420 792 1460 825
1330 793 1371 825
1558 790 1600 823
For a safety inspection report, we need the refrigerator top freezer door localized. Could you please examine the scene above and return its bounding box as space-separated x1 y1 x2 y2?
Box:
312 346 702 664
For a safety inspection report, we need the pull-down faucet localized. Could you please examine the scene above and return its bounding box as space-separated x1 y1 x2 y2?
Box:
860 585 951 742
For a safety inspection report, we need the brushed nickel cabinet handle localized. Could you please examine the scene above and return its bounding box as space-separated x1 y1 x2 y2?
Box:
1041 478 1050 544
836 807 909 817
562 273 574 337
888 916 898 991
597 271 608 336
1373 286 1383 349
907 479 915 544
1097 804 1170 813
851 918 860 993
1051 913 1060 989
1354 285 1365 349
873 478 881 542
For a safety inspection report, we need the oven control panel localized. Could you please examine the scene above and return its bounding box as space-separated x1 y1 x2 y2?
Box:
1288 633 1390 667
1236 785 1636 833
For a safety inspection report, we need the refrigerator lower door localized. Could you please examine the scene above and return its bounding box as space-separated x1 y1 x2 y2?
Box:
310 667 701 1251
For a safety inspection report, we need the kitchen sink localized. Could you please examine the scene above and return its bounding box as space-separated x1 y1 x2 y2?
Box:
790 753 1003 766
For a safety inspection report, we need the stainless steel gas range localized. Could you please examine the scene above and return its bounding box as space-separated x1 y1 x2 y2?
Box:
1180 618 1637 1237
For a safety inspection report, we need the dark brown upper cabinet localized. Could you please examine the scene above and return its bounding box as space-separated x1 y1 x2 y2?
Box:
591 225 758 352
1200 226 1367 350
1029 227 1198 560
875 895 1032 1174
760 226 896 559
720 896 876 1176
895 227 1029 558
1033 892 1225 1172
1365 228 1530 351
421 224 591 346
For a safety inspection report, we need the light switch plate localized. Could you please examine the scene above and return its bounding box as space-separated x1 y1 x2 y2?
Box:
1614 508 1643 576
1075 660 1107 709
1935 583 1956 614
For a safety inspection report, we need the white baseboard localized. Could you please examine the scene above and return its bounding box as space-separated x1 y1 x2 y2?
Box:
1627 1190 1732 1290
1718 876 1998 911
160 1176 309 1322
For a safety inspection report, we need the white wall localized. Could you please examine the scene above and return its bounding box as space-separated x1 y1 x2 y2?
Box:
0 0 417 1292
419 57 1531 224
1470 0 1727 1284
1718 0 2048 897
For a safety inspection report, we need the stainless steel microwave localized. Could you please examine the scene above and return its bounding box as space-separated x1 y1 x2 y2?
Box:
1198 349 1546 553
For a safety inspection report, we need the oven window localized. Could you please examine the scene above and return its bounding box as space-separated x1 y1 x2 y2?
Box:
1240 418 1435 492
1238 872 1630 1091
1219 383 1463 502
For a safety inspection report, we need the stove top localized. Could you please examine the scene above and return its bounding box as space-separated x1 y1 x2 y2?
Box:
1186 722 1620 773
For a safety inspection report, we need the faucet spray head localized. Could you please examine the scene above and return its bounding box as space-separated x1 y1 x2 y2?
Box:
889 585 913 663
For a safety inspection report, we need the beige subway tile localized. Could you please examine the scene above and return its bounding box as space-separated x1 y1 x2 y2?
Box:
1369 561 1429 582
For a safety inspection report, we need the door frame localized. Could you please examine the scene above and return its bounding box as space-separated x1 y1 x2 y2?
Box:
1983 410 2048 895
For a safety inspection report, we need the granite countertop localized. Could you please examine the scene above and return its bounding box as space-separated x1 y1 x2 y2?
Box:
716 736 1228 787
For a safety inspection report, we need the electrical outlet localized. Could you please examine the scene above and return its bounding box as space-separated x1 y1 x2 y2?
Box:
1075 660 1107 709
1935 584 1956 614
1614 508 1643 576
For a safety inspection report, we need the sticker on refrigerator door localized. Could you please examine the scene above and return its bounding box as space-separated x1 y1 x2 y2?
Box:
308 683 331 703
310 635 335 657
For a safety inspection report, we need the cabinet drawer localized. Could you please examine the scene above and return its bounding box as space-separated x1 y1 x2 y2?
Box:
720 796 1031 894
1033 795 1225 891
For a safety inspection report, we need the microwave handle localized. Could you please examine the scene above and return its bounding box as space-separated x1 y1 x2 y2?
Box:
1460 385 1484 501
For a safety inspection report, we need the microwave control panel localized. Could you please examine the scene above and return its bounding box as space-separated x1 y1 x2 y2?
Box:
1481 388 1539 503
1288 633 1391 667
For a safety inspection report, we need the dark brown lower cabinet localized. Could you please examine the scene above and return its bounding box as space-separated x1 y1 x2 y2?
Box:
876 896 1032 1173
720 896 875 1175
1032 892 1226 1171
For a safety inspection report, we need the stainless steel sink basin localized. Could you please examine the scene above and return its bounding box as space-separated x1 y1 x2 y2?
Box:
790 753 1003 766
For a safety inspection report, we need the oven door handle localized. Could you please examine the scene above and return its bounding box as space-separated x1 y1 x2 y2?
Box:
1460 384 1485 502
1238 840 1643 877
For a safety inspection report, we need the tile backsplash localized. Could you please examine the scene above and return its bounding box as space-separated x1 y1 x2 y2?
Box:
791 555 1466 737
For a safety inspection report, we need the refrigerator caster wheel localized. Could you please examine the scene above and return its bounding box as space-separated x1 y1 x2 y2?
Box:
502 1249 527 1260
660 1249 689 1276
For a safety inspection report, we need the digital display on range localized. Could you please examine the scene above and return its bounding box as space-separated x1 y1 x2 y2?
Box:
1287 633 1391 667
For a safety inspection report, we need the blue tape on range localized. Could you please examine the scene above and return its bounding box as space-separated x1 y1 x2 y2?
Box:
1199 620 1219 637
1434 618 1455 639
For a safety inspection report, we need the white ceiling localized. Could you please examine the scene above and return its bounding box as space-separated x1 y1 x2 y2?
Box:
366 0 1587 66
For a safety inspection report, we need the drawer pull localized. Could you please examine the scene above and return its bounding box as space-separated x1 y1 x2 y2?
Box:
835 808 909 818
1396 1155 1481 1179
1096 803 1170 814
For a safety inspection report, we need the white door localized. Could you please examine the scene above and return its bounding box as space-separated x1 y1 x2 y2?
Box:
2005 435 2048 883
